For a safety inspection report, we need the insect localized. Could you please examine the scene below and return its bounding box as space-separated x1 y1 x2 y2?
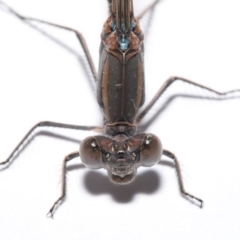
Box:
0 0 239 217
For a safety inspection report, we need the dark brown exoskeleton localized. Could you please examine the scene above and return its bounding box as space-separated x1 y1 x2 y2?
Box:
1 0 240 217
84 0 162 185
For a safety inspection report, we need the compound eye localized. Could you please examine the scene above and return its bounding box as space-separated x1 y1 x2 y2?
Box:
140 134 163 167
79 137 102 169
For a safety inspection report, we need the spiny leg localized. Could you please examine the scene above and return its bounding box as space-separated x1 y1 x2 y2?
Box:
47 151 79 217
136 76 240 123
0 121 102 166
0 1 97 81
136 0 160 21
162 149 203 207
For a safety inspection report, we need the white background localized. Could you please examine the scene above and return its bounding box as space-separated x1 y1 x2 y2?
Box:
0 0 240 239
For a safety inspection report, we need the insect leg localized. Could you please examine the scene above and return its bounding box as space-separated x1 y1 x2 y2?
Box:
162 149 203 207
0 1 97 81
0 121 102 167
136 0 160 21
47 151 79 217
136 76 240 123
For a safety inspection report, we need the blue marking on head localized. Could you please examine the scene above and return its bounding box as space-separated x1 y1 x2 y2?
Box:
118 35 129 51
111 21 116 31
110 20 136 51
130 21 136 30
121 22 126 32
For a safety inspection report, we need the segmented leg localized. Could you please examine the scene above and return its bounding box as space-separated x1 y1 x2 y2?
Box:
162 149 203 207
47 151 79 217
136 0 160 21
0 121 102 166
136 76 240 123
0 1 97 81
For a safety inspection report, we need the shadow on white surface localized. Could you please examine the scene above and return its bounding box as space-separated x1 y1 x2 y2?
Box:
0 0 240 239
